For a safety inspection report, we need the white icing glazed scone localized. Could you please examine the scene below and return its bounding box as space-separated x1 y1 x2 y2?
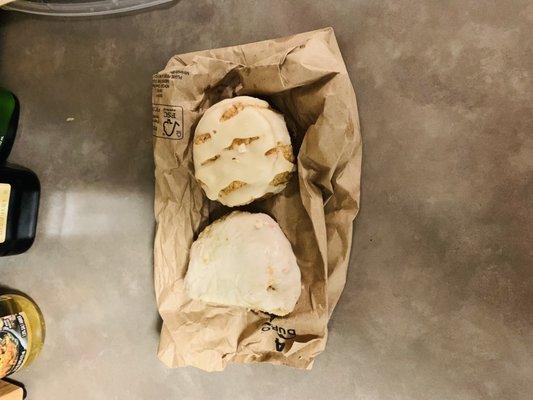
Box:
184 211 301 316
193 96 296 207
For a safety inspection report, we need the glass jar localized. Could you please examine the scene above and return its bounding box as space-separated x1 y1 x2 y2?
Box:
0 293 45 378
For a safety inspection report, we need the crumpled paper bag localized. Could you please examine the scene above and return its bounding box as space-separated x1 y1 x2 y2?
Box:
152 27 362 371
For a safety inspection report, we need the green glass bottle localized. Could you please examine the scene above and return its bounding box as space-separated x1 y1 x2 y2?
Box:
0 88 18 163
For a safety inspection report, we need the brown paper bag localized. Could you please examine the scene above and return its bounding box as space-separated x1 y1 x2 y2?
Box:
152 27 362 371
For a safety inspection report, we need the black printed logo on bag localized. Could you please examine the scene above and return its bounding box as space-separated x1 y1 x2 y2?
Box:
153 104 184 140
261 319 296 352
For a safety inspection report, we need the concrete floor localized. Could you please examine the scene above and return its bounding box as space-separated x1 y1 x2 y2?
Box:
0 1 532 399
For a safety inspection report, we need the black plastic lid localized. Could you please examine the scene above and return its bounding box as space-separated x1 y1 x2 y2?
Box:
0 88 19 165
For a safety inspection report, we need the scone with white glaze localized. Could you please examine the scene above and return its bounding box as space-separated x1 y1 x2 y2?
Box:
184 211 301 316
193 96 295 207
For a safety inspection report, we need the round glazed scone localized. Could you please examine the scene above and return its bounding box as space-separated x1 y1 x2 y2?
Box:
184 211 301 316
193 96 295 207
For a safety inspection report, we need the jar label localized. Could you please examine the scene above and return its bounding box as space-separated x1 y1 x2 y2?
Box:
0 312 29 377
0 183 10 244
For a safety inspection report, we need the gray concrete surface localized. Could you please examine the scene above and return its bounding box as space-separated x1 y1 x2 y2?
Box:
1 1 532 399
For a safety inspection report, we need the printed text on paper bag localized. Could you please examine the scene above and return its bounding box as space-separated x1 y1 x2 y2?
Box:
261 320 296 352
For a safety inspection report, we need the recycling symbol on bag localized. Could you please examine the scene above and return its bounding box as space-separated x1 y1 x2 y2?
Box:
163 118 180 137
153 104 184 140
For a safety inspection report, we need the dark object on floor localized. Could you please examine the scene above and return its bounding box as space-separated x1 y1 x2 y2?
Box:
0 89 40 257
